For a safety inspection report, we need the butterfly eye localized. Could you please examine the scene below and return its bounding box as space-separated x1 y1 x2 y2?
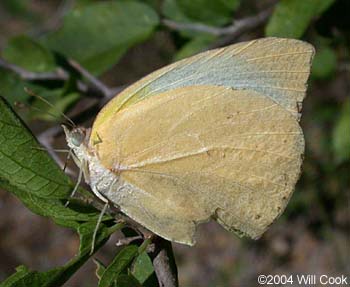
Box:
71 131 85 147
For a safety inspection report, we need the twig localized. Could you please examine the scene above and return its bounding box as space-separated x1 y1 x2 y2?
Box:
116 235 143 246
67 59 119 99
0 57 124 101
0 58 69 81
210 8 273 48
163 19 232 36
162 8 272 47
36 125 77 175
150 237 179 287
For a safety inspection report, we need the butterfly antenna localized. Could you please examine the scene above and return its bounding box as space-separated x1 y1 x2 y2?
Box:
16 99 69 123
31 147 70 153
24 87 76 127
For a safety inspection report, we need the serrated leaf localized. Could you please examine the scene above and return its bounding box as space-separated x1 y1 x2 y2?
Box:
98 245 139 287
77 221 123 255
115 274 142 287
332 99 350 163
0 97 104 227
43 1 159 75
131 251 154 284
0 97 73 199
0 265 29 287
2 36 56 72
266 0 335 38
93 258 107 280
312 46 337 79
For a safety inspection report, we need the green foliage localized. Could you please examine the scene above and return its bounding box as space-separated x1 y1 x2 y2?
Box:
1 0 28 17
0 223 121 287
176 0 239 26
116 274 143 287
2 36 56 72
312 45 337 79
0 68 31 103
0 69 78 123
175 34 217 60
98 245 139 287
162 0 239 39
132 252 155 284
332 99 350 164
43 1 159 75
266 0 335 38
93 258 107 280
0 97 109 225
0 97 72 199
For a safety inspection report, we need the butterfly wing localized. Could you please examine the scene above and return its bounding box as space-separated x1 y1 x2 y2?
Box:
91 37 314 145
92 86 305 244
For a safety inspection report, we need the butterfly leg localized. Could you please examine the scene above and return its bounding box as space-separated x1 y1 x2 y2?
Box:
90 176 120 254
64 160 84 207
90 197 109 255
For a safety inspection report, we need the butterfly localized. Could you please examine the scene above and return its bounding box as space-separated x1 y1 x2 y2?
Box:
63 37 314 246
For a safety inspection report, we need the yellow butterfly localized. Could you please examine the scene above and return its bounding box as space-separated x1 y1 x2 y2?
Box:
63 37 314 246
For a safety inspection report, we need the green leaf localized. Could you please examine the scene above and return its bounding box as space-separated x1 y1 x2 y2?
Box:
43 1 159 75
93 258 107 280
162 0 239 38
332 99 350 163
162 0 205 38
312 46 337 79
99 245 139 287
0 68 77 123
177 0 239 26
0 97 73 199
266 0 335 38
0 224 120 287
0 98 124 285
131 251 154 284
174 34 216 60
2 36 56 72
162 0 191 23
0 97 103 227
115 274 142 287
30 90 80 122
1 0 29 17
0 68 31 104
77 221 123 255
0 266 30 287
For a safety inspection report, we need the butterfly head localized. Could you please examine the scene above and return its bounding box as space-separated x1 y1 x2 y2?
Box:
62 125 89 150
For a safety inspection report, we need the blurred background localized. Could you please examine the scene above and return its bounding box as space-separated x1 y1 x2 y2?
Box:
0 0 349 286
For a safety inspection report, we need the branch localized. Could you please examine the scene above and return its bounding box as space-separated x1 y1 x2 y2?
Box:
67 59 122 99
0 58 69 81
162 8 272 45
37 125 68 169
150 237 179 287
0 57 123 100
